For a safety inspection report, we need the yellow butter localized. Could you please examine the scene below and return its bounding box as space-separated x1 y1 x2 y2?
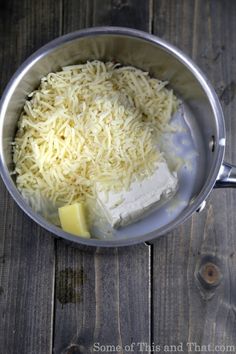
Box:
58 203 90 238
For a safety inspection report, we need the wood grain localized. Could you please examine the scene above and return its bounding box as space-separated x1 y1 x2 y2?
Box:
152 0 236 351
0 1 62 353
92 0 151 30
53 244 151 353
1 1 236 353
53 1 152 353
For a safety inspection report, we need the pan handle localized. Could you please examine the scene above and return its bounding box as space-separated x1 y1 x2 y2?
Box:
214 162 236 188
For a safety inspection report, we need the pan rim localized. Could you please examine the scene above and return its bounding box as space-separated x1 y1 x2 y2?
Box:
0 26 225 247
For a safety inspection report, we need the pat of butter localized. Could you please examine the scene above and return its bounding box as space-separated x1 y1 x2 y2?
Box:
58 203 90 238
97 161 178 228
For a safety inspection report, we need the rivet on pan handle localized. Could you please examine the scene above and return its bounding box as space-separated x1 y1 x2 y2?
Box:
214 162 236 188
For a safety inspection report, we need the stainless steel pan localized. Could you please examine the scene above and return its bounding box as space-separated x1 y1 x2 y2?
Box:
0 27 236 247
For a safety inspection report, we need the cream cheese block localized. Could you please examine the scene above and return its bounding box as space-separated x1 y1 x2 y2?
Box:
96 160 178 228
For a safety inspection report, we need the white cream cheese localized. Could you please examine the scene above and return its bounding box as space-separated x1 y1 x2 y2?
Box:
96 160 178 228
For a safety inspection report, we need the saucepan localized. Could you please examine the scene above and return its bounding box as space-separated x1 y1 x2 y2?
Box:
0 27 236 247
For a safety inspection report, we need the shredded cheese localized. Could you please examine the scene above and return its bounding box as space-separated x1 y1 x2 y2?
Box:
13 60 178 213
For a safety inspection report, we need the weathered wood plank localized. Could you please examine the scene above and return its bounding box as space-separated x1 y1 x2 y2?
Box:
53 244 151 353
0 0 62 353
152 0 236 351
92 0 151 31
0 203 55 354
2 1 236 353
62 0 93 32
53 1 152 353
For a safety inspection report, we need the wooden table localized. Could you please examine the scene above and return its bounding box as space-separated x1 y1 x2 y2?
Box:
1 1 236 353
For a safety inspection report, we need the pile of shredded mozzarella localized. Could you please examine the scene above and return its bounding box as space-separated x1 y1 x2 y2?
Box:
13 60 178 211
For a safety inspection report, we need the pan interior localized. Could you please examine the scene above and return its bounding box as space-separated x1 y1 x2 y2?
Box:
0 31 222 243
